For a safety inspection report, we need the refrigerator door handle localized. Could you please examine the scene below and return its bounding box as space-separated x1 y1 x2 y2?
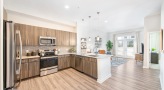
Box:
16 30 22 75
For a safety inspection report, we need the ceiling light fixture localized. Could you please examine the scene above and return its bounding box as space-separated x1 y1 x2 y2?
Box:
104 20 108 23
65 5 70 9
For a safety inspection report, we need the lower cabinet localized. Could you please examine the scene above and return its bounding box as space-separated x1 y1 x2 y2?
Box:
28 58 40 77
58 55 71 70
19 59 29 79
90 58 97 78
83 57 97 78
17 58 40 80
70 55 75 68
58 54 98 79
75 55 83 72
83 57 92 76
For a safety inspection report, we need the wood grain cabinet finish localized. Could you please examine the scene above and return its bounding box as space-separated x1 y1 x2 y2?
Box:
16 58 40 80
75 56 83 72
70 55 75 68
28 58 40 77
58 55 71 70
90 58 97 78
69 32 77 46
83 57 92 76
16 59 28 80
14 23 77 46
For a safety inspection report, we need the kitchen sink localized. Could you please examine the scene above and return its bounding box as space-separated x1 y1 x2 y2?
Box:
88 55 99 57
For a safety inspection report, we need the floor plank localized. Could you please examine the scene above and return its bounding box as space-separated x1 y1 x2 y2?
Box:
16 60 161 90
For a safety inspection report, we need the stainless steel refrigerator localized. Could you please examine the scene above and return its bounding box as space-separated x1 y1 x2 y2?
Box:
3 20 22 90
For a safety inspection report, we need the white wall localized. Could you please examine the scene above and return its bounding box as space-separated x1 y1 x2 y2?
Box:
7 10 76 32
0 0 3 89
161 1 164 90
77 23 108 54
107 27 144 55
162 1 164 29
143 13 161 68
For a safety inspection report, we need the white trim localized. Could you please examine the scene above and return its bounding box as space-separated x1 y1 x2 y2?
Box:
97 74 111 83
0 0 4 89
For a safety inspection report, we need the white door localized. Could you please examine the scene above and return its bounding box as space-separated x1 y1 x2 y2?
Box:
116 35 136 58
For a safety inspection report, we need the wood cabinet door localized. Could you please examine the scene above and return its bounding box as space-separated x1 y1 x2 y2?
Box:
33 26 39 46
65 55 70 68
63 31 70 46
16 59 29 80
75 56 83 72
83 57 92 76
14 23 27 46
28 58 40 77
69 32 77 46
58 56 62 70
70 55 75 68
55 30 61 45
26 25 34 46
91 58 97 78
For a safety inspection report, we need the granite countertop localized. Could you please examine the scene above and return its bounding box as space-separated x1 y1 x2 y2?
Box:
16 55 40 60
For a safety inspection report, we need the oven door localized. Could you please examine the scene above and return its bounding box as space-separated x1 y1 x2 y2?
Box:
40 57 58 69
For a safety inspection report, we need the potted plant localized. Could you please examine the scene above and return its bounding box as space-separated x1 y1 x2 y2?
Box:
106 40 113 55
151 48 156 52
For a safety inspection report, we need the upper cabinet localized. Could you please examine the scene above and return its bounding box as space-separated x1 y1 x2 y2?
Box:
14 23 77 46
69 32 77 46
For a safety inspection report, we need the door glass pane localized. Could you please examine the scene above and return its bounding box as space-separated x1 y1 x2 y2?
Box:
117 37 123 40
118 41 123 47
127 40 134 47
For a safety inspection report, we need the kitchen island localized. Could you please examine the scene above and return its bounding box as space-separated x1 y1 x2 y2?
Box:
58 53 112 83
79 54 112 83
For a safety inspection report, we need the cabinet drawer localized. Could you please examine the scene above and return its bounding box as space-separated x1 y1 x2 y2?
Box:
17 59 28 63
29 58 40 62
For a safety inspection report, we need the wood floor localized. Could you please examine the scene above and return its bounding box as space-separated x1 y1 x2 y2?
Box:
16 60 161 90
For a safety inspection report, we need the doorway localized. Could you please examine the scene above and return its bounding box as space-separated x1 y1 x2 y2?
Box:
149 31 160 69
115 34 136 58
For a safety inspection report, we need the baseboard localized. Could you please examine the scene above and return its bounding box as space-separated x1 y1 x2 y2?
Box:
97 74 111 83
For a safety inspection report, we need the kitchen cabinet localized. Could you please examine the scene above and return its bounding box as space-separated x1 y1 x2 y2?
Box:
63 31 70 46
16 58 40 80
65 55 71 68
75 55 83 72
14 23 27 46
70 55 75 68
33 26 39 46
83 57 92 76
91 58 97 78
14 23 77 46
58 55 71 70
26 25 34 46
28 58 40 77
69 32 77 46
16 59 28 80
55 30 62 45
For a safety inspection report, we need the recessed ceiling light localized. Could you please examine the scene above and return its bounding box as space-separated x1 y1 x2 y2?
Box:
65 5 70 9
104 20 108 23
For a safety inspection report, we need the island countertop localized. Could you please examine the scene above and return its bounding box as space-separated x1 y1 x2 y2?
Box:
57 53 113 59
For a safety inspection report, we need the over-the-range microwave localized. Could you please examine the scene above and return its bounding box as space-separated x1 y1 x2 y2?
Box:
39 36 56 46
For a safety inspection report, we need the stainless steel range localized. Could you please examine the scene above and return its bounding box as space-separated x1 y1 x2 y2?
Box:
40 50 58 76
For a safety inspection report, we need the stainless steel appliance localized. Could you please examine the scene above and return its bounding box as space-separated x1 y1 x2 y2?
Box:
39 36 56 46
3 21 22 89
40 50 58 76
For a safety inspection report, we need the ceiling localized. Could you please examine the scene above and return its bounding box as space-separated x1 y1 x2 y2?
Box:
4 0 162 32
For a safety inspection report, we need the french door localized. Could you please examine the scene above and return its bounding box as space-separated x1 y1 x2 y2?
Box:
115 34 136 58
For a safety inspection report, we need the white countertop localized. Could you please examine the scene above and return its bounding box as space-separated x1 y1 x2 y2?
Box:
57 53 112 59
16 55 40 60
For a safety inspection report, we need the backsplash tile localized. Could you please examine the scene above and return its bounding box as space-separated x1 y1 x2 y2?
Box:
17 46 76 56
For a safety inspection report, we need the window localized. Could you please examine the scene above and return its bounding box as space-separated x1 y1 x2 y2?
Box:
127 40 134 47
118 41 123 47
